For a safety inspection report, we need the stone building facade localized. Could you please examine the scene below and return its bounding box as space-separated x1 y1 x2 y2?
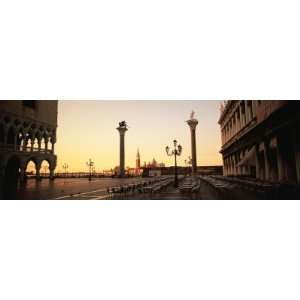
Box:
218 100 300 182
0 100 58 198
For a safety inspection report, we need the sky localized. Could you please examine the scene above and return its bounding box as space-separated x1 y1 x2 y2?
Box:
55 100 223 172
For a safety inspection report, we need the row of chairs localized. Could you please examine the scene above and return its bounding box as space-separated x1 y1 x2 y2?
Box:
106 176 174 199
142 177 174 193
210 175 300 199
199 175 234 199
179 177 201 193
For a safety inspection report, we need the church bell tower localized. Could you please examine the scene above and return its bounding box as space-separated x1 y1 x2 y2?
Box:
136 148 141 169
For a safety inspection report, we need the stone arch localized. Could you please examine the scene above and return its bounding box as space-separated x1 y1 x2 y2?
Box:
40 159 50 177
3 155 21 199
25 158 38 177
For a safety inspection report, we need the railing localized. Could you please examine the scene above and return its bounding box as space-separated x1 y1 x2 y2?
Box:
0 143 53 154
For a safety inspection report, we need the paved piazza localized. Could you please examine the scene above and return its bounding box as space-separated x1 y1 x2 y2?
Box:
16 177 148 200
15 176 233 200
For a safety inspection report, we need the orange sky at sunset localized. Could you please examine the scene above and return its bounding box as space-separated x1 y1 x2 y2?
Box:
55 101 223 172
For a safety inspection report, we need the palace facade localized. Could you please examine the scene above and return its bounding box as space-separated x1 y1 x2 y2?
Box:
218 100 300 182
0 100 58 198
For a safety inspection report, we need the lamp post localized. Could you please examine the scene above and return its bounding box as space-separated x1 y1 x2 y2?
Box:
62 163 68 178
166 139 182 188
184 156 192 175
86 159 94 181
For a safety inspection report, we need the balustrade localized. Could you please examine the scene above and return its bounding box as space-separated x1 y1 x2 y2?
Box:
0 143 53 154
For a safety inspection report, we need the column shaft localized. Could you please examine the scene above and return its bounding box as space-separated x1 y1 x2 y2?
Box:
191 128 197 174
120 133 125 177
255 144 260 179
276 136 285 181
263 141 270 181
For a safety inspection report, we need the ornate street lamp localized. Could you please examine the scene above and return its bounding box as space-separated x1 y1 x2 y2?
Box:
166 139 182 188
184 156 192 175
62 163 69 178
86 159 94 181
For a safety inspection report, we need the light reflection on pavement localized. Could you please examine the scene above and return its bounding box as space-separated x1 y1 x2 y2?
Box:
16 177 147 200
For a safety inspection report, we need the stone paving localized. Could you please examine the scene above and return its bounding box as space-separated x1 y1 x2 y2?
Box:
15 176 262 200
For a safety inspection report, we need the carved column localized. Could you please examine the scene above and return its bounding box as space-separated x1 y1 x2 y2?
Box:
38 138 41 152
35 160 42 180
276 135 285 181
116 126 128 177
49 167 55 180
51 136 56 154
263 141 270 181
30 138 34 152
255 144 260 179
19 161 27 184
23 137 28 151
187 117 199 175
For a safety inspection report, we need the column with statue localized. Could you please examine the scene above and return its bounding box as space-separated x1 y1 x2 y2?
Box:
186 111 198 175
116 121 128 177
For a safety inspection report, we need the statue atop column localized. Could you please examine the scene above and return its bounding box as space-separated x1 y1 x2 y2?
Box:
186 111 198 176
190 110 196 120
117 121 128 177
118 121 128 129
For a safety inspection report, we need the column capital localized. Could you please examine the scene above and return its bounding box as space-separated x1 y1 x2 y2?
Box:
186 119 198 130
116 126 128 135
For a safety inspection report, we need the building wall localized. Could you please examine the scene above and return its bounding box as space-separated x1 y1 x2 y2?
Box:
0 100 58 198
255 100 287 124
218 100 300 182
0 100 58 126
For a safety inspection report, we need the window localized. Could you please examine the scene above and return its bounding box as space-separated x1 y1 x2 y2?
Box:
22 100 36 109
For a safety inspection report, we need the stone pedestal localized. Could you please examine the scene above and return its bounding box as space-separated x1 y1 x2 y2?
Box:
117 126 128 177
186 118 198 175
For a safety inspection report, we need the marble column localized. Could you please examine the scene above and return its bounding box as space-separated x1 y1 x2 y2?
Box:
276 135 285 181
49 167 55 180
263 140 271 181
38 138 41 152
30 139 34 152
19 163 26 184
23 137 28 151
51 137 56 154
36 161 41 181
186 117 198 175
45 138 49 152
13 134 17 151
117 125 128 177
255 144 260 179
